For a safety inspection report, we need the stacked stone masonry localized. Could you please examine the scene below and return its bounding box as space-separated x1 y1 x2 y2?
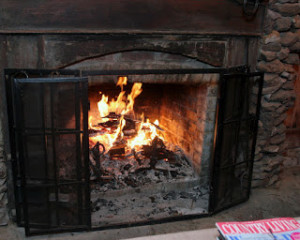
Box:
0 118 8 226
254 0 300 187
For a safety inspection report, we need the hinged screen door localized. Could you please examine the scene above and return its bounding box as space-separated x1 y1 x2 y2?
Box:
210 72 263 213
13 77 90 235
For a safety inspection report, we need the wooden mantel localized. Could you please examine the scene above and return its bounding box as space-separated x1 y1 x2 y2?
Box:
0 0 265 36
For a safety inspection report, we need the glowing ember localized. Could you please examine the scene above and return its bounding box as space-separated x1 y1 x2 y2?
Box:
89 77 164 154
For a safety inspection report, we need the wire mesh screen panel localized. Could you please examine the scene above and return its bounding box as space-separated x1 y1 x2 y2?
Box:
13 77 90 236
210 72 263 213
4 70 81 227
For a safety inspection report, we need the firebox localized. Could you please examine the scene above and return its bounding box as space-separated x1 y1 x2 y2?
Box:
4 67 263 235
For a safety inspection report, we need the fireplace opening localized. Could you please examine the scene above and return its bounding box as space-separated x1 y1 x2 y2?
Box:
4 68 263 235
87 74 218 227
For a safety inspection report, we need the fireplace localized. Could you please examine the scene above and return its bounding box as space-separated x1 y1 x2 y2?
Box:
4 65 263 235
0 0 272 235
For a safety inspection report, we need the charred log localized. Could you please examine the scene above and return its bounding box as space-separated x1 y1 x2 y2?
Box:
108 144 126 158
103 113 164 131
97 120 119 129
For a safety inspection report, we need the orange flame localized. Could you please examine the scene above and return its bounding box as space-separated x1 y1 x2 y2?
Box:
116 76 127 92
89 116 94 129
89 76 164 155
128 119 164 149
126 83 142 114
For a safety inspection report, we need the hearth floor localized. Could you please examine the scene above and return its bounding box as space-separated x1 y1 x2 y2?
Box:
1 167 300 240
90 177 209 227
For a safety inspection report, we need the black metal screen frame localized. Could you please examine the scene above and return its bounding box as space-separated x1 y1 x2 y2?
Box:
4 69 81 229
9 74 90 236
209 72 264 213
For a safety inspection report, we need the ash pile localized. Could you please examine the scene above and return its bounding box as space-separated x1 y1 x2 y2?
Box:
89 134 196 191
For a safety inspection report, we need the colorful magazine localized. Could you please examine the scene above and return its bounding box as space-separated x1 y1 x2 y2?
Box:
216 217 300 240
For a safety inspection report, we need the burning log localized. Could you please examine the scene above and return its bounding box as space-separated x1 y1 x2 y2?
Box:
123 129 136 136
150 121 164 131
97 120 119 129
108 144 126 158
102 113 136 132
152 137 166 149
102 113 164 131
123 119 136 131
102 112 121 119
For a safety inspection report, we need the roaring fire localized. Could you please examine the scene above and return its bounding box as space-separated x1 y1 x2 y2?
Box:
89 77 164 154
97 92 126 120
128 119 161 149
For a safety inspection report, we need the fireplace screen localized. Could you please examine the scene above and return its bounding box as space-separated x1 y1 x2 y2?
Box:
210 72 263 213
8 76 90 235
5 68 263 236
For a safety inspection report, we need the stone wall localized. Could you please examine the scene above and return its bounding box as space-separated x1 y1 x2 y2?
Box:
253 0 300 187
0 117 8 225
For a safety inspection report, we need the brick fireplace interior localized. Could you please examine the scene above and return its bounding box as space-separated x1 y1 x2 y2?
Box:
0 0 299 237
87 73 218 227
